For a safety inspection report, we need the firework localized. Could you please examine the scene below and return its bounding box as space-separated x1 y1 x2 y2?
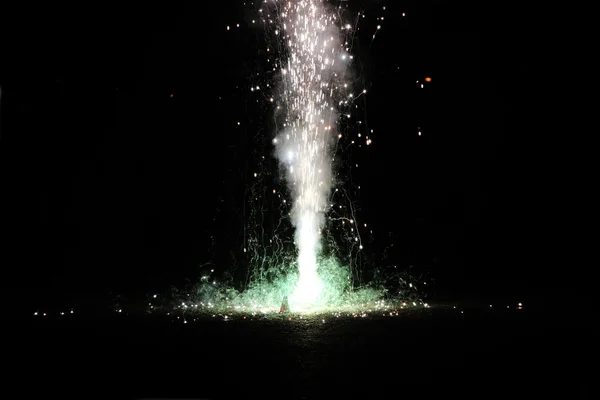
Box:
155 1 424 316
271 0 352 310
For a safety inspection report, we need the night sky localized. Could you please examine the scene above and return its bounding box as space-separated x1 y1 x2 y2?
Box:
1 1 559 309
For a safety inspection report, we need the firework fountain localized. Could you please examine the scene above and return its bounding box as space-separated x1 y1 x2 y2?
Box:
272 0 343 309
138 1 427 319
26 3 433 321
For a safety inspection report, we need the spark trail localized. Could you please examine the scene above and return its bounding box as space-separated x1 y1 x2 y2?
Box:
272 0 349 309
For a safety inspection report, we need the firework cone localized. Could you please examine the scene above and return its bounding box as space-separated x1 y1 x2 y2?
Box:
279 296 289 313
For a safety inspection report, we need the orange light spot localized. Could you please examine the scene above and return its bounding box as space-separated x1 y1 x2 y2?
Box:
424 77 432 82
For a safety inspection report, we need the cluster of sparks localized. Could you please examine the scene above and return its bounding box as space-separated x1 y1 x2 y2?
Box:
232 1 424 315
31 2 433 318
24 4 529 322
150 298 433 323
196 2 435 315
31 302 529 324
270 0 351 309
143 254 432 319
212 0 405 314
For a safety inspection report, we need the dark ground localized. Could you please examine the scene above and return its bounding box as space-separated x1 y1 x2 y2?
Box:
9 302 592 400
